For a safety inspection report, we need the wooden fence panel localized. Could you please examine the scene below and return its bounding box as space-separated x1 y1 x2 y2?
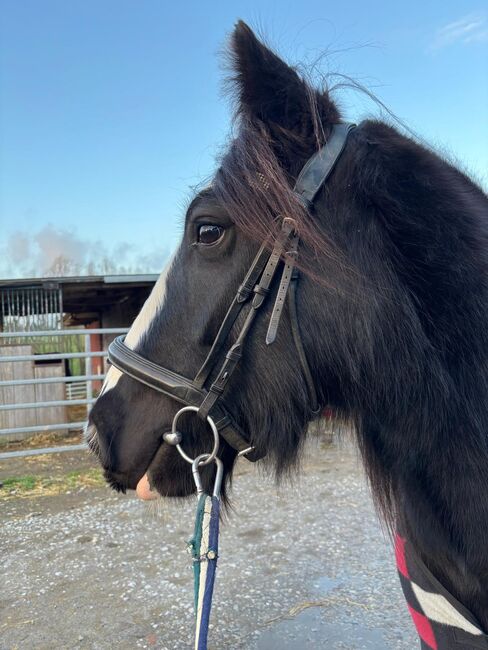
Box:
34 363 66 431
0 345 37 438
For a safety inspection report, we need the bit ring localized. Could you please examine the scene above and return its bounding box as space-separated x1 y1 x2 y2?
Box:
170 406 219 465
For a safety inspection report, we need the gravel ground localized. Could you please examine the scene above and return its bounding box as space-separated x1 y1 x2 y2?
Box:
0 438 417 649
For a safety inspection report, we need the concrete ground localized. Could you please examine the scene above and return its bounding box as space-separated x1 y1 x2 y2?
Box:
0 437 417 649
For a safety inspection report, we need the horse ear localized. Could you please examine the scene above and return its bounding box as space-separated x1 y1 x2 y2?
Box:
230 21 338 137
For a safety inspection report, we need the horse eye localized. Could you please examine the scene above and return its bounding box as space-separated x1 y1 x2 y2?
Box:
197 224 225 245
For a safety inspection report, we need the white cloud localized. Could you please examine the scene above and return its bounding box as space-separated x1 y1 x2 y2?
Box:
430 12 488 51
0 224 168 279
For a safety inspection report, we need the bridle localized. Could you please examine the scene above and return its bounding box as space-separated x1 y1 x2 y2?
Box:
107 122 355 650
107 123 355 463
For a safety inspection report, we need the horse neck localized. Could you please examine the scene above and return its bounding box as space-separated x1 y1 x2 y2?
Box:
337 122 488 625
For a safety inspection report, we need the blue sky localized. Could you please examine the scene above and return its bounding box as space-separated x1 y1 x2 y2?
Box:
1 0 487 278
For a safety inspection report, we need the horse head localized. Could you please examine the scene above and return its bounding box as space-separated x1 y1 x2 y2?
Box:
87 22 347 497
87 20 488 631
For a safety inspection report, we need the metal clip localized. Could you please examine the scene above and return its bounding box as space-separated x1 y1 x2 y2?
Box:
192 453 223 498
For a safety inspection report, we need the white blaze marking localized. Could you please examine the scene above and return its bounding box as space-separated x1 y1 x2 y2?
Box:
101 252 176 394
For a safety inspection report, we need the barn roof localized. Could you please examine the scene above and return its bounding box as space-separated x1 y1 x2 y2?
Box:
0 274 158 325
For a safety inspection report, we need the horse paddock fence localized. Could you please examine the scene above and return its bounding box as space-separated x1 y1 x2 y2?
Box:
0 327 128 460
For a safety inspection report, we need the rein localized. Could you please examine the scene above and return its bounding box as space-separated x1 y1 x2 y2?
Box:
107 122 355 649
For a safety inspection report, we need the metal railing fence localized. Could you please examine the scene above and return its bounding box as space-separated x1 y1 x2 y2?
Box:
0 327 128 460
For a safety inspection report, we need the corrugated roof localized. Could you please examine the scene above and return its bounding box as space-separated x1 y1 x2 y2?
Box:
0 273 159 287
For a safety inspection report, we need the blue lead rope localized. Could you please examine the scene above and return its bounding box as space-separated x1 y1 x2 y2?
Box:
188 494 220 650
187 456 223 650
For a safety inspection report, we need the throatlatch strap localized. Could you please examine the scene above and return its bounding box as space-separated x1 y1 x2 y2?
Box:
288 271 319 413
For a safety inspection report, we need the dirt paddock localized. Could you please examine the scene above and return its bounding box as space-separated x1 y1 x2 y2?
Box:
1 438 416 649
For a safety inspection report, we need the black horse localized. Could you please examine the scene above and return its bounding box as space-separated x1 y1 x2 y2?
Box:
88 21 488 646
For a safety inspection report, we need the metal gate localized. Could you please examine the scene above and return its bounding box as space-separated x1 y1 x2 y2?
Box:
0 327 128 460
1 284 63 332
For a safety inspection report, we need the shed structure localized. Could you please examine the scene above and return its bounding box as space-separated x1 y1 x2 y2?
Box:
0 274 158 443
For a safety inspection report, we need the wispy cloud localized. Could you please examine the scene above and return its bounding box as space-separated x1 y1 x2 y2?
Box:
0 224 168 279
430 12 488 51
